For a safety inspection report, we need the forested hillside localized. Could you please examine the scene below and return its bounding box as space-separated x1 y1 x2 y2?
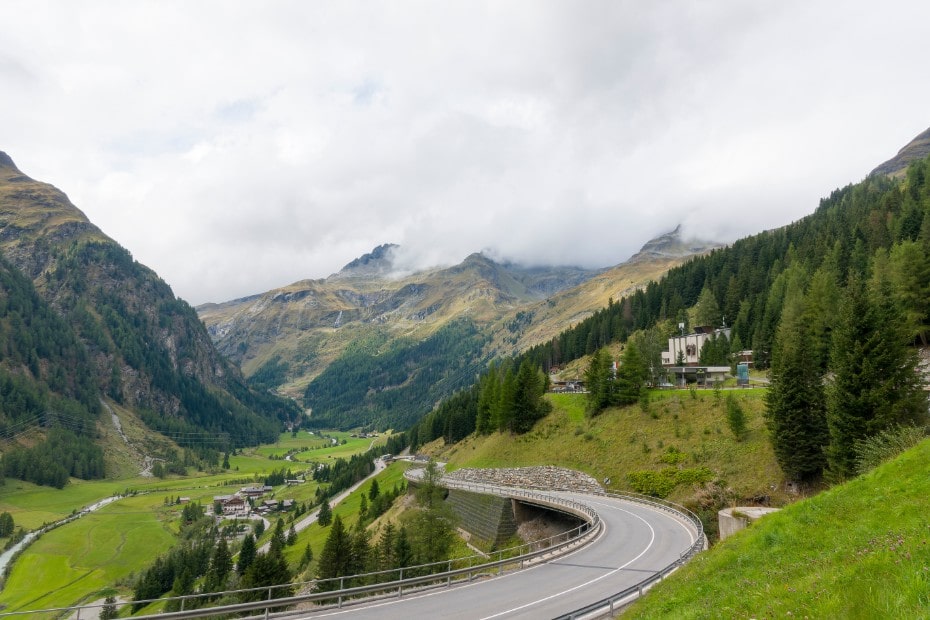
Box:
0 253 104 486
303 318 489 430
0 152 298 483
413 152 930 486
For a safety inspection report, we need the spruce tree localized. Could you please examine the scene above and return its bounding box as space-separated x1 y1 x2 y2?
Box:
240 548 292 601
237 532 256 575
764 275 828 481
615 341 646 405
205 537 232 592
691 286 722 327
100 596 118 620
299 543 314 570
475 364 496 434
317 499 332 527
584 348 612 415
512 359 548 433
317 515 352 587
725 393 747 441
826 274 926 479
376 523 397 571
394 526 413 569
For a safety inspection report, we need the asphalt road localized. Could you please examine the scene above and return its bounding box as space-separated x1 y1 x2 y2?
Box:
293 490 697 619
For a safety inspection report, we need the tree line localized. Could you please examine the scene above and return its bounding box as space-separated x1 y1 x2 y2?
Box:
407 357 550 450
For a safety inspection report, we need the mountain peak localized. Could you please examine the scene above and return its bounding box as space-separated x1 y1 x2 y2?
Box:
0 151 20 171
871 127 930 178
629 225 721 262
331 243 398 279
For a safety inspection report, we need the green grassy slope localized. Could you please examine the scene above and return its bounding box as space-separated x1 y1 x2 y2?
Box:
427 389 790 543
627 437 930 619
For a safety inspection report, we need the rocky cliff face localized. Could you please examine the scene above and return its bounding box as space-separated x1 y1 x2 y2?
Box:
0 152 294 444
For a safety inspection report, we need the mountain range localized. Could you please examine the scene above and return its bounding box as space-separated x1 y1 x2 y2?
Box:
197 227 720 429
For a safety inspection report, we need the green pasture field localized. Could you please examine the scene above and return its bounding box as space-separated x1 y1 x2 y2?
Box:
0 493 176 613
0 429 390 529
0 428 384 612
290 432 389 463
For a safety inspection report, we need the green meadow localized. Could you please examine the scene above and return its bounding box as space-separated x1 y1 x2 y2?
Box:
440 389 782 505
0 428 389 613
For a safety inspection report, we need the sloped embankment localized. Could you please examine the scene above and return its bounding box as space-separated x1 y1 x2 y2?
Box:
626 438 930 618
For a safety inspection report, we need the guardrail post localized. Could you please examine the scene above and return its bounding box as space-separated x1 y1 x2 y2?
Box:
181 597 185 612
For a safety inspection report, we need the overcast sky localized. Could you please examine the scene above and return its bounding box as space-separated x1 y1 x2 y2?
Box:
4 1 930 305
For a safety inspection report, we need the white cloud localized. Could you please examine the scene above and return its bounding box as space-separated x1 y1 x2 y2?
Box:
3 0 930 304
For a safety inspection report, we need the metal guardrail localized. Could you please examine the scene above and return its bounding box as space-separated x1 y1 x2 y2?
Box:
0 477 602 620
553 491 706 620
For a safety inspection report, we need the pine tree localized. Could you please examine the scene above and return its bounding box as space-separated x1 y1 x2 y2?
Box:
299 542 314 570
317 499 332 527
495 366 517 432
475 365 496 434
237 533 256 575
205 537 232 592
512 359 548 433
394 526 413 569
349 525 372 581
409 459 454 565
584 347 612 416
376 523 397 571
615 341 646 405
240 547 292 602
287 523 298 546
100 595 118 620
316 515 352 588
725 393 747 441
826 273 926 479
0 512 14 537
887 240 930 345
691 286 722 327
764 274 828 481
270 518 286 555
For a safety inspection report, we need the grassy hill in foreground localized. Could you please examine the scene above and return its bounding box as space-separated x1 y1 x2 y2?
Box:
627 437 930 619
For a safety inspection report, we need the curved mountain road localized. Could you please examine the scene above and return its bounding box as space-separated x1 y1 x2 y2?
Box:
297 489 698 619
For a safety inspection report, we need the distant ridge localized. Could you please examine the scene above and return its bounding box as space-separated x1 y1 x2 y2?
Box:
871 126 930 178
628 225 721 262
331 243 398 279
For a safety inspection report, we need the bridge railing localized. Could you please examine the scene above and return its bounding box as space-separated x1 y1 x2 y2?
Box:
552 491 706 620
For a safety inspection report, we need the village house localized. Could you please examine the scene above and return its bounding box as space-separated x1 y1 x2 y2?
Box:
213 495 248 516
240 485 274 498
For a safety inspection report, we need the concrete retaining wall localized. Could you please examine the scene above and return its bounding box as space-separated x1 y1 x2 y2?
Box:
446 488 518 548
718 506 780 540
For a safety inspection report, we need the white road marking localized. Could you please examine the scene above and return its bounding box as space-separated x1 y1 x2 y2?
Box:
479 501 656 619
